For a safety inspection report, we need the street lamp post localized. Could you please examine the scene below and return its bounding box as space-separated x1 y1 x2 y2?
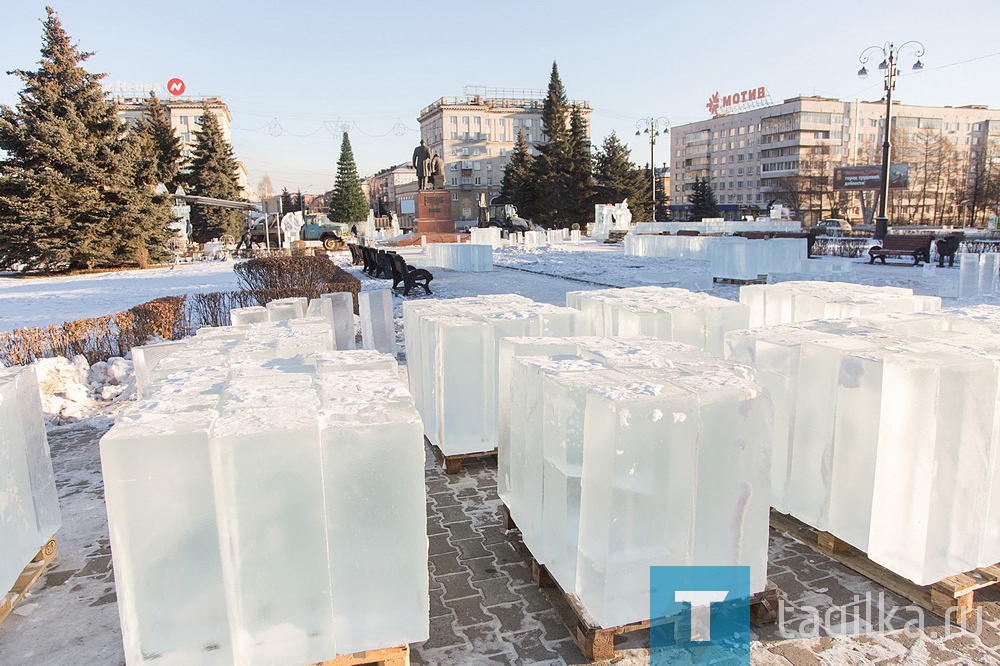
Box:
636 117 669 220
858 41 925 240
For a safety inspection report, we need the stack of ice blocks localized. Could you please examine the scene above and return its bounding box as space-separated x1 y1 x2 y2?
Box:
566 286 750 357
726 312 1000 586
739 281 942 328
624 233 715 260
402 295 581 455
0 365 61 597
101 320 427 666
497 336 772 627
709 237 807 281
546 229 568 245
425 242 493 272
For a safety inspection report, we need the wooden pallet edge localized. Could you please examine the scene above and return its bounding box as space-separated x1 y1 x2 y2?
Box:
513 532 776 661
424 436 497 474
0 537 58 627
769 510 999 622
310 644 410 666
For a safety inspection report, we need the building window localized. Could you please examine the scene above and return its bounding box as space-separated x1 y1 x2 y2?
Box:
513 119 520 127
450 132 457 140
486 163 492 170
450 163 459 170
473 162 481 171
525 133 532 142
499 148 507 156
462 147 469 156
462 117 469 124
473 148 481 156
499 133 506 142
180 116 189 125
450 147 458 155
181 132 190 142
474 177 482 185
486 177 493 185
485 118 491 126
452 192 459 201
499 118 506 126
451 178 458 186
474 117 481 125
449 116 457 124
524 119 532 128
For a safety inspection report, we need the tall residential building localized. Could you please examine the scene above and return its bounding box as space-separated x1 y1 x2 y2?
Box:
670 95 1000 225
114 95 252 198
417 90 592 223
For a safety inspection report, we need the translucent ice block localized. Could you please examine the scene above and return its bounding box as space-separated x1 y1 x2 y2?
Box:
266 297 308 321
209 406 336 665
869 350 995 585
318 406 428 653
359 290 396 355
100 409 230 666
230 306 269 326
132 340 187 398
320 292 357 350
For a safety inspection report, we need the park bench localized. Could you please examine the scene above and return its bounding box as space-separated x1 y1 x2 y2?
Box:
676 229 701 236
347 243 364 266
374 250 396 279
604 230 628 244
868 234 933 266
388 252 434 296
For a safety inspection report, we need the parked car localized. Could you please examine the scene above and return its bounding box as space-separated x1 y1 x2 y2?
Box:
815 219 852 235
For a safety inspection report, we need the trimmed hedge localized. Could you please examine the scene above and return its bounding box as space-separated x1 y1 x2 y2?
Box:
1 257 362 367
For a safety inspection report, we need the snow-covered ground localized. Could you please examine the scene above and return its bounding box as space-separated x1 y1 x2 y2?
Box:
3 240 999 665
0 261 240 332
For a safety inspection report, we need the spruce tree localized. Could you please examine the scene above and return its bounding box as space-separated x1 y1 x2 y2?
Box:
280 187 296 213
0 7 172 272
328 132 368 223
500 131 535 219
592 132 651 220
137 91 182 189
566 104 594 224
187 103 244 241
531 62 574 228
688 178 720 221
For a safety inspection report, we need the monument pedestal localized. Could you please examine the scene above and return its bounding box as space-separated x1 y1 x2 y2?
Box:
416 191 456 234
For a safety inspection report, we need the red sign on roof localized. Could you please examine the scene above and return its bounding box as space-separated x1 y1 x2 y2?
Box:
166 78 186 96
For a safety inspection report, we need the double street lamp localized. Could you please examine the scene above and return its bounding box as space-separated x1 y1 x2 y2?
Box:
858 41 925 240
636 117 669 219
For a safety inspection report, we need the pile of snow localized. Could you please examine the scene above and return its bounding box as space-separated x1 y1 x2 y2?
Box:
30 355 135 423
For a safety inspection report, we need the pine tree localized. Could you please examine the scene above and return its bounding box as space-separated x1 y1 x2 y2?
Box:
566 104 594 223
530 62 575 228
280 187 297 213
500 131 535 219
187 103 244 241
137 91 182 189
328 132 368 223
0 7 172 272
592 132 651 220
688 178 720 221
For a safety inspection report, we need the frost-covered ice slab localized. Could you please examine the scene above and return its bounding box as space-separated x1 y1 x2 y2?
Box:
230 306 269 326
402 295 581 455
566 286 749 357
265 297 308 321
498 337 771 627
0 365 61 597
624 233 715 260
101 343 427 664
313 292 356 350
359 290 395 355
740 281 941 328
727 316 1000 585
426 242 494 272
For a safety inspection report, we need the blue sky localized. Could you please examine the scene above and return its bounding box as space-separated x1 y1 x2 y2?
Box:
2 1 999 194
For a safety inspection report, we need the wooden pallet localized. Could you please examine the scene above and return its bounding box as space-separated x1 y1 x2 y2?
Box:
0 538 57 627
425 436 497 474
309 645 409 666
770 510 1000 623
503 514 778 661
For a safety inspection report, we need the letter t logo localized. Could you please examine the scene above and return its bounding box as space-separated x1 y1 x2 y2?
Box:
675 590 729 641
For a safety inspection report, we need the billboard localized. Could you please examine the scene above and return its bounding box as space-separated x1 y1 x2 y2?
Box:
833 164 909 191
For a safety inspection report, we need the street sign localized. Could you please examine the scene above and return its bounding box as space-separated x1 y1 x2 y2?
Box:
166 78 186 96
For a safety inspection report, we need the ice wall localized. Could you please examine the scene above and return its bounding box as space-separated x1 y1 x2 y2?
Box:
402 295 581 455
425 243 493 272
726 313 1000 585
0 365 62 597
497 336 772 627
566 286 750 357
101 319 427 665
739 281 941 328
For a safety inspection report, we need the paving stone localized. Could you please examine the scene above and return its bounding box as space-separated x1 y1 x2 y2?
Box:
473 575 523 606
438 572 481 603
454 537 492 562
449 595 494 628
428 533 457 558
445 520 479 542
429 552 468 578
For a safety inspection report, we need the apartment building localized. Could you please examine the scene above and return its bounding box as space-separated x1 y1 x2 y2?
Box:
417 91 592 223
670 95 1000 225
115 95 252 197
